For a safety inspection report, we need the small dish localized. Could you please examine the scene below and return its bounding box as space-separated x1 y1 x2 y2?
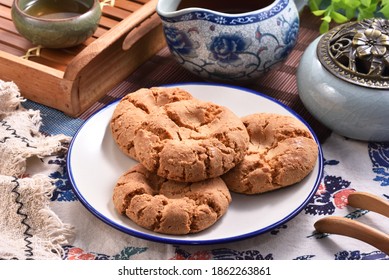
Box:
11 0 102 48
67 83 323 245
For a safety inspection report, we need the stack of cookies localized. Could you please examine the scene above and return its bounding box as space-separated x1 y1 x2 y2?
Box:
110 87 318 235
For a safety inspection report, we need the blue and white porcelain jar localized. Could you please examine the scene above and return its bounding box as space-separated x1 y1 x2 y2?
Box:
156 0 300 82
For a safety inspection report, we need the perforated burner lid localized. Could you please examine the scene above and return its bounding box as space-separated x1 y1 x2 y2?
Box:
317 18 389 89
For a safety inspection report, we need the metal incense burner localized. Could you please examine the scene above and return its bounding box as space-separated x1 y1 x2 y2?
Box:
297 18 389 142
317 18 389 89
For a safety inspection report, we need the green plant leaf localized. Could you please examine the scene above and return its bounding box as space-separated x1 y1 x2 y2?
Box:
310 0 389 33
358 6 375 19
320 20 330 33
312 9 327 15
366 2 378 11
344 7 357 19
308 0 323 11
330 11 349 23
343 0 361 9
322 15 332 22
379 3 389 17
360 0 372 7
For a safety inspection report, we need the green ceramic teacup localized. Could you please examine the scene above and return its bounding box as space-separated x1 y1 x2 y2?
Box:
11 0 102 49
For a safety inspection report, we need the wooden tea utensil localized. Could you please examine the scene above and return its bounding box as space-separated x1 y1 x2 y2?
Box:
347 192 389 218
314 192 389 255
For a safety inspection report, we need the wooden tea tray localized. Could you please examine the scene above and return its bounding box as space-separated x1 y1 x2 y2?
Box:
0 0 165 116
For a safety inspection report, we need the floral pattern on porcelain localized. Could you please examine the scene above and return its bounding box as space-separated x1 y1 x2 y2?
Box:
158 0 299 81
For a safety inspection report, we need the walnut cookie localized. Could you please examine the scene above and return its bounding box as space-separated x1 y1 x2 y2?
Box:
110 87 194 160
221 113 319 194
133 99 250 182
113 164 232 235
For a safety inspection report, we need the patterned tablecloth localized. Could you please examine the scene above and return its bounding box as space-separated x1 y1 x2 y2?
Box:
1 7 389 260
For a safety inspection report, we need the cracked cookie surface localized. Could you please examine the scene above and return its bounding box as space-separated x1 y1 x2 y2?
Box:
110 87 194 160
113 164 232 235
221 113 319 194
133 99 250 182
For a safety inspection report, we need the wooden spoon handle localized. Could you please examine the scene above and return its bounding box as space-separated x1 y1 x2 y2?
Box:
348 191 389 218
314 216 389 255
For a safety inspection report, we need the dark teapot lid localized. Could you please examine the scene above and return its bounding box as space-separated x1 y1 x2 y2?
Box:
317 18 389 89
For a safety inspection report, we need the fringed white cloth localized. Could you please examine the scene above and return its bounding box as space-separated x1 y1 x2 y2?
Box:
0 80 74 259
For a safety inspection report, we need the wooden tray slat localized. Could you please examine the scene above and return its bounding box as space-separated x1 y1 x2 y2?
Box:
0 0 12 6
0 17 17 34
0 0 166 116
28 56 67 71
99 15 121 29
0 29 34 50
0 4 11 19
0 41 24 56
134 0 150 4
114 0 143 11
102 6 133 20
39 49 76 64
93 26 109 38
1 10 92 69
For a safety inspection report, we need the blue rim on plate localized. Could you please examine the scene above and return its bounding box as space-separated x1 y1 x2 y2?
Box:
67 82 324 245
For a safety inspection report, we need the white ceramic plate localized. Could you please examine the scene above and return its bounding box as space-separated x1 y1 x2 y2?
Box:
68 83 323 245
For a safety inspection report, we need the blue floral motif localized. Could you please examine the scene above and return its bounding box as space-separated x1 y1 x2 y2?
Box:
368 142 389 186
48 156 78 202
281 17 300 58
335 250 389 260
113 247 148 260
212 248 273 260
274 15 299 60
207 32 251 67
305 175 351 216
281 17 299 45
324 158 340 166
159 0 298 81
294 255 315 260
270 224 287 235
345 209 369 219
62 245 148 260
214 16 227 25
229 16 257 25
252 15 298 71
163 26 199 58
62 245 111 260
172 247 273 260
